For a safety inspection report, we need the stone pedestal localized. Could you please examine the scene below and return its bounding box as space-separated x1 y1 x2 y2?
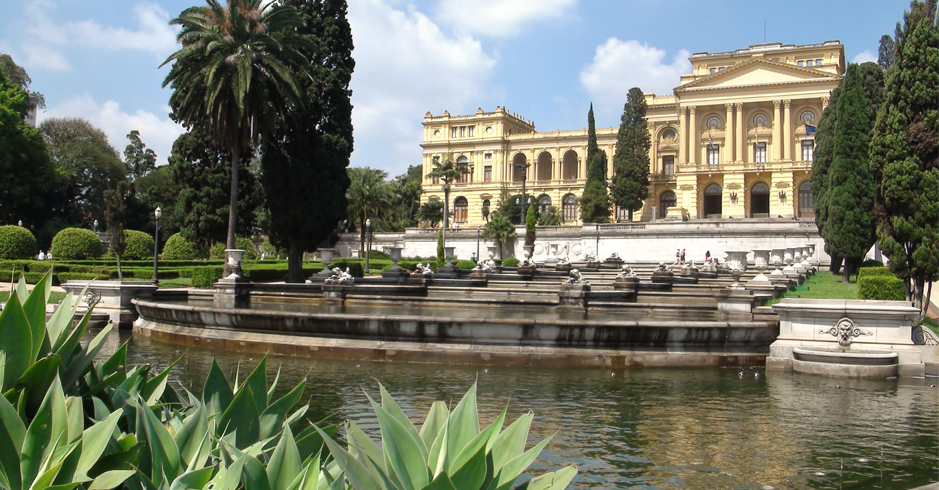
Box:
555 263 572 272
381 246 409 284
603 257 624 268
468 270 489 282
516 264 536 280
322 284 349 305
651 269 674 286
62 280 158 330
214 277 251 309
585 260 601 269
716 288 754 320
558 283 590 310
613 276 639 295
407 274 433 286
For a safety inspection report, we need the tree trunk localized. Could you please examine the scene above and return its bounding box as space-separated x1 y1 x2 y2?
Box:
829 255 843 274
498 240 503 260
224 144 240 277
286 239 304 283
628 209 633 222
116 254 123 281
913 277 926 324
842 257 857 284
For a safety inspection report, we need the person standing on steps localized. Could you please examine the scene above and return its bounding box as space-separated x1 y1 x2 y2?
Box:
680 249 686 265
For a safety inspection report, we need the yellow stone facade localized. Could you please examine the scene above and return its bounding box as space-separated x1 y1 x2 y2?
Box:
420 41 845 226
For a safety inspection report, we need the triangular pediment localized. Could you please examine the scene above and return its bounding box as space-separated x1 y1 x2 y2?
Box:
678 59 840 91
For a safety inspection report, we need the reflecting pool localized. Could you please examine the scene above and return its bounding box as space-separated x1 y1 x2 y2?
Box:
96 328 938 489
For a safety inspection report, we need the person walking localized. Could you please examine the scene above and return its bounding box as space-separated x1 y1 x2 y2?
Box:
680 249 686 265
675 249 681 265
705 250 711 263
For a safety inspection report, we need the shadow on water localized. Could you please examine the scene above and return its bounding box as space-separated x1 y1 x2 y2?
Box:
91 328 938 490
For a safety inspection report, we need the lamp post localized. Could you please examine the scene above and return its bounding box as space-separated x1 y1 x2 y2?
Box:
93 219 98 234
476 224 481 262
513 160 531 220
595 224 600 259
151 207 161 286
365 218 372 274
17 220 22 227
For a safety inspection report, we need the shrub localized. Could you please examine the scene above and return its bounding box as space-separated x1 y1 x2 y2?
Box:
51 227 102 259
366 248 390 260
122 230 154 260
456 259 476 270
162 233 200 260
330 260 364 278
58 271 108 282
243 267 287 282
191 266 223 288
858 274 906 300
209 237 258 260
858 266 893 279
0 225 37 259
862 259 885 268
503 257 520 267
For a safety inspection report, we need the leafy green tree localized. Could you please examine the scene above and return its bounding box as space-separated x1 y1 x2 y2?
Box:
169 125 259 252
262 0 354 283
580 103 611 223
878 34 896 71
436 228 445 267
858 62 886 125
0 52 44 113
0 71 58 232
537 205 563 226
869 0 939 315
825 64 876 283
40 117 126 228
124 130 157 181
136 165 182 239
416 200 444 228
610 87 651 221
482 211 516 259
103 183 127 280
162 0 309 259
427 154 471 230
811 88 842 273
346 167 394 254
525 203 536 248
393 164 424 227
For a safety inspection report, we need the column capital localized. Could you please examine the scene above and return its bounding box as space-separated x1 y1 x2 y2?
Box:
784 99 792 108
725 103 734 111
689 105 697 114
821 96 830 108
736 102 744 113
773 100 781 109
679 106 687 115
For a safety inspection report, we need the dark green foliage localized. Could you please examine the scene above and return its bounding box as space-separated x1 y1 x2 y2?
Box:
580 104 611 223
858 274 906 300
456 260 476 270
610 87 651 221
209 238 257 261
0 71 59 231
0 225 37 259
858 62 886 125
191 266 223 288
503 257 520 267
263 0 355 284
537 205 562 226
327 260 363 277
392 164 423 227
482 211 516 259
812 87 842 272
436 228 445 267
103 184 126 279
161 233 201 260
416 200 444 227
40 117 126 228
525 204 536 247
346 167 393 254
0 52 44 111
50 227 102 259
121 230 154 260
878 34 895 71
169 125 260 251
124 130 157 181
857 266 893 279
136 165 182 238
826 64 877 282
868 0 939 311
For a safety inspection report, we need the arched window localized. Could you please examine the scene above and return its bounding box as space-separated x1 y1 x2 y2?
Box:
562 194 578 222
513 154 528 182
750 182 770 217
562 150 578 180
798 181 814 216
537 194 551 214
537 152 552 181
707 116 722 130
453 196 468 223
661 128 677 141
482 199 491 220
752 113 768 128
659 191 676 218
704 184 722 217
456 156 471 184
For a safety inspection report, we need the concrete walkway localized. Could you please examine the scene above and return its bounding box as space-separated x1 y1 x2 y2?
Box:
910 483 938 490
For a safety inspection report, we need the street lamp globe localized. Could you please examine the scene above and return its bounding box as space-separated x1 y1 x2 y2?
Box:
18 220 23 227
155 207 162 220
366 218 371 229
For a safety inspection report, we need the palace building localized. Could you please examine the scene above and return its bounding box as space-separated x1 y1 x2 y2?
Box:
419 41 845 226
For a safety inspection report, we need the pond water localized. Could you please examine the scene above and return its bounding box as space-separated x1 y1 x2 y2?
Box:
96 329 938 489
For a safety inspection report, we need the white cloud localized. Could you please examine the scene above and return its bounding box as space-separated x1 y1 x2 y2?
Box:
20 43 70 71
580 38 690 117
39 95 184 166
852 51 877 64
434 0 577 38
347 0 497 175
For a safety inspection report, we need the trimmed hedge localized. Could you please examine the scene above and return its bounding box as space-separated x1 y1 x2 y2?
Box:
123 230 154 260
58 272 108 282
191 266 223 288
456 260 476 270
51 228 102 259
162 233 200 260
858 274 905 300
0 225 37 259
503 257 520 267
329 260 364 278
857 266 893 279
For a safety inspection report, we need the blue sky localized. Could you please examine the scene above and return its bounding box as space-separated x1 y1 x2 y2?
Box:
0 0 909 176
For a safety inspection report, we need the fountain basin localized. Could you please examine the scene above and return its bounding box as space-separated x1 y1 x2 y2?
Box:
792 347 899 378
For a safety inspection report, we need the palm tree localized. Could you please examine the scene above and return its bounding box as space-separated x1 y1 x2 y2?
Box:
427 154 471 230
346 167 394 254
482 211 516 259
161 0 308 263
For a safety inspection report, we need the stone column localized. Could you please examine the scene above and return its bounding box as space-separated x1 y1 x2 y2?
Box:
688 106 697 165
773 100 782 161
725 103 735 163
736 103 745 164
649 124 658 174
783 100 792 161
678 107 687 164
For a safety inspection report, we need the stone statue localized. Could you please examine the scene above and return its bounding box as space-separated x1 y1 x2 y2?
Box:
473 261 492 272
656 262 669 272
325 267 353 285
563 268 589 286
413 263 434 276
616 264 637 279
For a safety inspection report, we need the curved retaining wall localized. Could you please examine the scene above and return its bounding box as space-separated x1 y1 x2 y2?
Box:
132 299 776 368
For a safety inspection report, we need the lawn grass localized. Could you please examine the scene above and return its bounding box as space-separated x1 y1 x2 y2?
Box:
764 271 857 306
0 291 68 304
158 277 193 289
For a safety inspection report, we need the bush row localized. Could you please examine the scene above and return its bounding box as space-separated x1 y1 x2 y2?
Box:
0 225 37 259
858 273 906 301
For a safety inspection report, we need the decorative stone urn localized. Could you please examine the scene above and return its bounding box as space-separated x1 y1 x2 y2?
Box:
312 248 337 282
437 246 458 278
724 250 749 272
381 246 409 284
784 247 796 265
516 251 536 280
770 248 786 267
752 249 772 270
225 249 246 279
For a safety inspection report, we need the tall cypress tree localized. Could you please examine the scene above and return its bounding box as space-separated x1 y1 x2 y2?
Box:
869 0 939 314
811 88 842 273
825 64 876 283
580 103 611 223
610 88 651 221
262 0 355 283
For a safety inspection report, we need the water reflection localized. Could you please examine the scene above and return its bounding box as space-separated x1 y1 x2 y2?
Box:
97 329 938 489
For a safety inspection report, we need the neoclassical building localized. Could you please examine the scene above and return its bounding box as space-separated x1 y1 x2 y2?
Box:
420 41 845 226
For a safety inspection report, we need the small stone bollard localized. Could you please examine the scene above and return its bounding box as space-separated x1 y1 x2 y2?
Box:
322 284 348 304
651 263 674 286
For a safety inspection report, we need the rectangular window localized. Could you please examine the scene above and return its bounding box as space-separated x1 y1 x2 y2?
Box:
616 206 629 221
484 165 492 182
802 140 815 162
468 126 474 137
707 145 720 166
754 143 767 163
718 67 724 71
431 157 440 184
459 126 466 138
806 60 814 67
451 127 458 138
484 152 492 160
816 59 822 65
709 68 716 74
798 60 804 67
662 155 674 176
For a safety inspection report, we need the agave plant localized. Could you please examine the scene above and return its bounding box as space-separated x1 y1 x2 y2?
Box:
317 383 577 490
